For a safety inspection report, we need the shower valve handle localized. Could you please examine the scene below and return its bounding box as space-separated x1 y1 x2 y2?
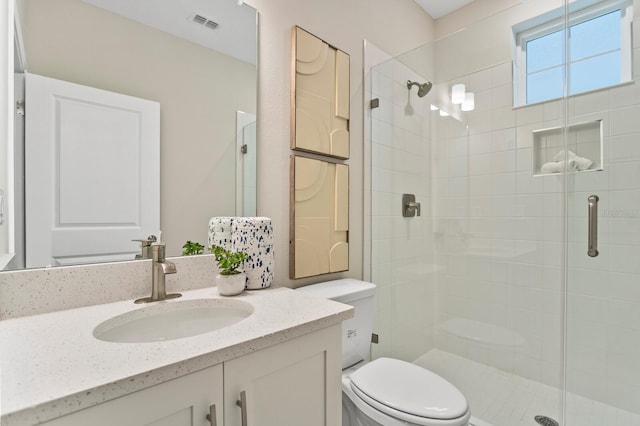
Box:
406 201 421 216
402 194 421 217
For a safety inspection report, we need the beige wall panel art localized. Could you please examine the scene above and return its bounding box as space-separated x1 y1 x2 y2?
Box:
290 156 349 279
334 164 348 231
335 51 350 119
291 26 350 159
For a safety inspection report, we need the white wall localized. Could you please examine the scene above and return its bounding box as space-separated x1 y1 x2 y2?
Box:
435 0 564 82
244 0 435 287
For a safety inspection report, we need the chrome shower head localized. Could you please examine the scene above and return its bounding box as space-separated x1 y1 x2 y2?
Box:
407 80 433 97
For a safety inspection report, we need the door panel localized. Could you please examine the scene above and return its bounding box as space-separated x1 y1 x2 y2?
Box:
25 73 160 267
566 105 640 421
224 325 341 426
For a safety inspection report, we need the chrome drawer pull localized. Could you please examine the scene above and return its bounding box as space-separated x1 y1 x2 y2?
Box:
206 403 217 425
236 390 247 426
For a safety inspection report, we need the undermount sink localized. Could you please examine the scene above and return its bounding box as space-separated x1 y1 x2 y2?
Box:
93 298 254 343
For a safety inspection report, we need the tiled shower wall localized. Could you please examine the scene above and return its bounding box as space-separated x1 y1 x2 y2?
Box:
432 61 566 390
432 6 640 410
370 58 436 362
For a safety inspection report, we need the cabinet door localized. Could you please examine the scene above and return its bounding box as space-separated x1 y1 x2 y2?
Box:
224 324 342 426
40 364 223 426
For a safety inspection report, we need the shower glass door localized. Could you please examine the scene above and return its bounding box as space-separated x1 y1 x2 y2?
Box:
565 0 640 422
366 0 568 422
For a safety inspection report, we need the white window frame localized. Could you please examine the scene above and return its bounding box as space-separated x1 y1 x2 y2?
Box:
513 0 633 107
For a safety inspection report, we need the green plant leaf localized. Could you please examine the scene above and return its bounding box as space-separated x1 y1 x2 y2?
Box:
211 245 248 274
182 240 204 256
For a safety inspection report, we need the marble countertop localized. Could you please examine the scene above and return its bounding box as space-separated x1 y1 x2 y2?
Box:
0 286 353 426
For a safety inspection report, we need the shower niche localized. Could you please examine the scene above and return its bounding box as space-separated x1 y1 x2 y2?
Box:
532 119 603 176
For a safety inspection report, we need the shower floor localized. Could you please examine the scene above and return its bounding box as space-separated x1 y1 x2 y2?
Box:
413 350 640 426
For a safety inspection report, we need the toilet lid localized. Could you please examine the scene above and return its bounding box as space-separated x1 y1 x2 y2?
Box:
349 358 469 421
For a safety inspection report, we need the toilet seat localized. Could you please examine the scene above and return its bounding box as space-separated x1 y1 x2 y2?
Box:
348 358 470 426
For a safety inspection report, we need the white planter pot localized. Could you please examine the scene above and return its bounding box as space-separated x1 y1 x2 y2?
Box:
216 272 246 296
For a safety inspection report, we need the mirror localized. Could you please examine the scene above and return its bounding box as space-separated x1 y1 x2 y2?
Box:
4 0 257 270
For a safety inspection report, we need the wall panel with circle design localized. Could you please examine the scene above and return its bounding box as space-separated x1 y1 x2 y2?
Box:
290 156 348 279
291 26 350 159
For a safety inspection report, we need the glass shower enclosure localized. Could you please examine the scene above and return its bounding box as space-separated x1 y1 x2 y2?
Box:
365 0 640 425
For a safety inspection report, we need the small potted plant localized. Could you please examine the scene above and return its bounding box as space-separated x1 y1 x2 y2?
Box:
210 245 248 296
182 240 205 256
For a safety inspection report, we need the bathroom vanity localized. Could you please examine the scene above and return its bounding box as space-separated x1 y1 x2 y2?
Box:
0 285 352 426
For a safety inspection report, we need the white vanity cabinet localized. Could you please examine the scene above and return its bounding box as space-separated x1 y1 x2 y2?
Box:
1 284 353 426
39 364 223 426
35 324 341 426
224 324 342 426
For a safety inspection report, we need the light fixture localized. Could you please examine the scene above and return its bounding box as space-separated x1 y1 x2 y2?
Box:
451 84 466 104
461 92 475 111
237 0 244 5
430 104 439 111
439 109 450 117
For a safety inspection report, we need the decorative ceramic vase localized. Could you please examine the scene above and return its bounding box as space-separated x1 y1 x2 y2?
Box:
216 272 246 296
231 217 274 289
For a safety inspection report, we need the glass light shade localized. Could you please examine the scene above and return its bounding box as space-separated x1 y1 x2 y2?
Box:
451 84 466 104
461 92 475 111
439 109 450 117
430 104 439 111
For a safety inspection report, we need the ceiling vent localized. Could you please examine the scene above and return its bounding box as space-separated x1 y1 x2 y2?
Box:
192 14 219 30
204 20 219 30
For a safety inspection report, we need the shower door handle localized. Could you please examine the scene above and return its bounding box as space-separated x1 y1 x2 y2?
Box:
588 195 599 257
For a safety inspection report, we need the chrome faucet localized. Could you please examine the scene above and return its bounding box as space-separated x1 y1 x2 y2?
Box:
134 243 182 304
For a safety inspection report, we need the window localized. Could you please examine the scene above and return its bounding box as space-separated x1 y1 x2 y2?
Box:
513 0 632 106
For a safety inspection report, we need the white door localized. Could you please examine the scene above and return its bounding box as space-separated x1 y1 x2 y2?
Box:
25 73 160 268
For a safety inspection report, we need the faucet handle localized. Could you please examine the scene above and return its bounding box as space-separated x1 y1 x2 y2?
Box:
133 235 157 259
407 201 421 216
132 235 157 246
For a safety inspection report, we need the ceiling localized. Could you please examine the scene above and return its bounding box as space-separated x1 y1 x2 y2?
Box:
414 0 475 19
81 0 257 65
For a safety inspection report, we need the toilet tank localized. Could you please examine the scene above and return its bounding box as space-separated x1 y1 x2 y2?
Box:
297 279 376 369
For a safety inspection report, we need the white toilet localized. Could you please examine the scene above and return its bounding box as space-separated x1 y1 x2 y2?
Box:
298 279 471 426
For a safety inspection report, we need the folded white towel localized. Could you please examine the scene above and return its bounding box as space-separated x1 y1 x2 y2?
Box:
541 161 564 174
572 156 593 171
553 150 593 171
